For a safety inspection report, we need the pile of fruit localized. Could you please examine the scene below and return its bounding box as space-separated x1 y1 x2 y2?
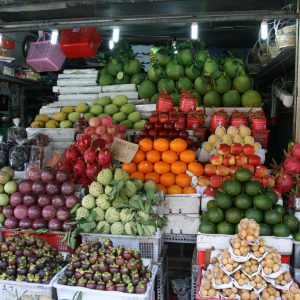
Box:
199 219 300 300
199 167 299 237
31 96 146 130
3 166 78 231
73 167 164 236
0 234 65 283
138 44 262 108
0 167 17 225
58 238 152 294
123 137 204 194
58 115 127 187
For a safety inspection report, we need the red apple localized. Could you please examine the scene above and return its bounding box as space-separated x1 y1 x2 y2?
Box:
159 113 169 123
210 154 223 166
149 130 158 137
223 155 236 167
252 176 263 183
235 154 248 166
248 155 261 166
231 143 243 156
210 175 223 188
229 165 239 176
150 114 158 123
179 130 189 139
140 130 149 138
159 130 168 138
164 122 174 130
243 164 255 174
255 165 268 177
204 164 217 176
262 175 275 188
154 122 163 131
174 121 185 129
243 144 255 156
204 186 216 196
218 144 231 155
198 176 210 186
223 175 232 182
169 112 177 123
144 122 153 131
216 165 230 176
168 131 178 139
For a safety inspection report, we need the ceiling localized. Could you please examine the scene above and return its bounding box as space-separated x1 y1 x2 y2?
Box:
0 0 296 48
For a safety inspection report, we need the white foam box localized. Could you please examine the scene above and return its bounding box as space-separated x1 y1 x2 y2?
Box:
164 214 200 234
101 83 137 92
98 91 139 99
160 194 201 214
26 128 75 142
63 68 98 74
58 94 98 101
197 233 293 255
57 79 97 87
53 85 101 94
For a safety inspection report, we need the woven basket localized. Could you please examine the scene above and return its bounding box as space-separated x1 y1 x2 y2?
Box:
275 20 296 49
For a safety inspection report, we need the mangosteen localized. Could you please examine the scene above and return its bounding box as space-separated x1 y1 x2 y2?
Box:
84 271 93 280
28 264 38 275
89 254 98 265
65 268 75 278
126 283 135 293
29 256 37 264
8 244 16 253
91 264 98 273
132 276 141 286
127 259 137 271
116 283 126 292
18 267 28 276
139 266 147 276
133 251 141 260
36 258 46 270
17 256 26 265
98 262 109 273
109 263 119 274
81 259 90 270
6 266 16 276
93 271 102 282
122 250 132 261
122 274 131 285
25 237 35 247
23 249 32 257
75 269 84 279
16 275 26 282
103 238 113 248
8 255 16 266
65 254 72 263
79 253 87 260
102 272 112 283
58 275 68 285
80 243 91 252
39 269 46 278
15 248 23 257
112 273 121 284
72 260 81 269
105 254 115 265
97 256 105 263
96 281 106 290
135 281 147 294
136 261 142 271
77 278 87 287
0 244 8 252
120 266 129 275
0 260 8 270
42 277 50 284
86 279 96 289
44 256 51 263
105 280 116 291
67 277 76 286
91 241 102 249
116 256 125 267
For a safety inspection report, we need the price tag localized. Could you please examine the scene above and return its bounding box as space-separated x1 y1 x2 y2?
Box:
110 138 139 163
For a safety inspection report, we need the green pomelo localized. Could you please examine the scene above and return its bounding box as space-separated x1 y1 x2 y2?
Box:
130 73 146 85
212 74 232 94
222 179 242 196
217 222 235 234
214 190 233 210
222 90 241 107
120 103 136 115
235 194 253 210
207 207 224 223
138 80 157 99
235 168 252 182
242 90 262 107
253 195 272 211
194 77 212 95
233 74 252 93
99 73 114 86
157 78 175 94
177 49 193 66
273 224 290 237
259 223 272 236
204 57 219 75
104 104 119 115
166 62 184 80
112 95 128 107
199 222 216 234
244 208 264 223
264 210 282 225
203 91 222 107
245 181 263 197
107 59 124 76
147 66 166 82
124 59 141 75
225 208 243 224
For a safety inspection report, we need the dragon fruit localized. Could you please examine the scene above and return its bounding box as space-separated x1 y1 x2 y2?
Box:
58 161 72 172
65 145 80 163
76 134 91 153
276 172 294 193
98 150 111 167
74 160 86 176
84 148 97 163
101 116 113 127
283 155 300 174
292 143 300 160
86 163 100 180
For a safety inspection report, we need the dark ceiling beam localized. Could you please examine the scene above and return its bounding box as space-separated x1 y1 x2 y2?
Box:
0 10 297 32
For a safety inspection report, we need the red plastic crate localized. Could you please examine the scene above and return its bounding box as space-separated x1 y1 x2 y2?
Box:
281 255 291 264
252 130 270 149
2 229 76 253
60 27 102 58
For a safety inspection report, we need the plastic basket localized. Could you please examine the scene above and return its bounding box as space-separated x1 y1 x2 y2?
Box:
80 230 163 262
2 229 75 253
60 27 102 58
54 265 157 300
252 130 270 149
26 33 66 72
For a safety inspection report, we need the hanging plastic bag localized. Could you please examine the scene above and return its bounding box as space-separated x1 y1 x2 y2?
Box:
9 138 31 171
0 135 8 167
7 118 27 148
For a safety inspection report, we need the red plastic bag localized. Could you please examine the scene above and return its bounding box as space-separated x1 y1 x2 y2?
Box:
180 91 197 112
156 92 174 112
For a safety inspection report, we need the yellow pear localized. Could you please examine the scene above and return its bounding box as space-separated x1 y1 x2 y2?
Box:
254 142 262 152
222 134 233 145
215 126 226 138
233 135 243 144
227 126 239 137
208 134 218 145
203 142 214 153
239 125 251 137
244 136 255 145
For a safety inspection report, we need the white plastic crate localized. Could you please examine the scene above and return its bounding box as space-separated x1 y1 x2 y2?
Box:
0 270 61 300
54 265 157 300
161 194 201 214
164 214 200 235
197 233 293 255
80 230 163 263
26 128 75 142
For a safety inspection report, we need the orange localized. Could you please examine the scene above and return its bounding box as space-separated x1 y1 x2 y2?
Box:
145 172 160 184
139 138 153 152
146 150 161 163
161 150 178 164
153 138 169 152
154 161 171 174
167 185 183 194
188 162 204 176
170 138 187 153
180 150 196 163
183 186 197 194
176 174 192 188
138 161 154 174
131 171 145 182
133 149 145 164
160 172 175 187
122 162 136 174
171 161 187 175
157 184 167 194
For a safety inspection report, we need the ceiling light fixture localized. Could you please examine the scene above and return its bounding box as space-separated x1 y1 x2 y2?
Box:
260 21 268 40
112 27 120 43
191 23 198 40
50 29 58 45
109 39 114 50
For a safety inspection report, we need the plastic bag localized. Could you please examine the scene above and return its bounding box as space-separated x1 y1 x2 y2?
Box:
75 114 88 134
0 135 8 168
7 118 27 148
25 133 51 146
9 137 31 171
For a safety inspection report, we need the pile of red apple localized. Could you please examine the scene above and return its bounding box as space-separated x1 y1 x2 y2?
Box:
199 142 275 196
58 116 127 187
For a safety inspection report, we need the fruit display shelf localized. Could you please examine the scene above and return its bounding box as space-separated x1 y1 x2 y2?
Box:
163 233 197 244
26 128 75 143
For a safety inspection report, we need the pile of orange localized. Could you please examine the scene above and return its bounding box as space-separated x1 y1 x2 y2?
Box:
122 137 204 194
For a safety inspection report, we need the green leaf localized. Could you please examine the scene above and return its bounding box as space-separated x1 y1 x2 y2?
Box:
35 228 48 234
142 224 151 236
71 203 80 214
144 198 152 214
136 223 144 236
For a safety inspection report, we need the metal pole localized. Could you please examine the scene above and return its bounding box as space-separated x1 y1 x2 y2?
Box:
0 11 297 32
